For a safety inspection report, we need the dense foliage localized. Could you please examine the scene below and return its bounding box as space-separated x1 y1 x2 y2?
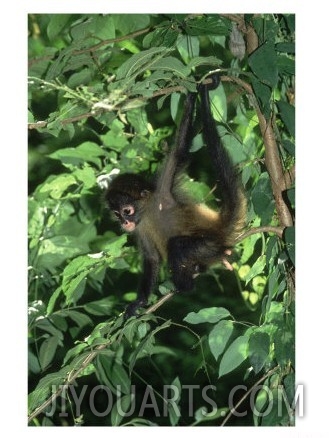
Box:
28 14 295 426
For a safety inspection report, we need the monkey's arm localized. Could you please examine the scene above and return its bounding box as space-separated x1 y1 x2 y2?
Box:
125 240 161 317
156 92 197 209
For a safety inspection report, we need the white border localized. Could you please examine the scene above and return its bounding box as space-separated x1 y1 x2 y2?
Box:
1 1 327 436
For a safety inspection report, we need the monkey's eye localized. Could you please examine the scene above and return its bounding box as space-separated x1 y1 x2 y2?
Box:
114 211 121 219
122 206 134 216
140 189 150 198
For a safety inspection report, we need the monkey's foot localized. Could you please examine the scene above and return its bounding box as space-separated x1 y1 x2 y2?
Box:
221 249 233 271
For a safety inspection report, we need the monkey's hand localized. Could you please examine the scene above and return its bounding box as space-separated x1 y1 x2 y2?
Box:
124 298 147 319
221 249 234 271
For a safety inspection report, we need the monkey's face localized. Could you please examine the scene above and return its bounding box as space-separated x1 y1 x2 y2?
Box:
106 176 153 233
113 204 137 233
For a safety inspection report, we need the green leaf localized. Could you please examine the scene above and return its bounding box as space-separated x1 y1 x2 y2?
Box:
259 388 290 426
284 226 295 266
46 286 63 315
185 15 231 36
61 310 93 329
254 386 270 424
251 172 275 224
62 272 86 303
63 343 88 365
91 15 116 40
275 42 295 54
95 354 115 390
83 297 115 316
209 320 234 360
187 56 222 69
105 235 128 259
240 233 260 265
39 174 77 199
101 119 127 150
112 14 150 35
127 109 149 135
248 331 270 374
277 100 295 137
111 362 131 395
50 314 68 331
129 320 172 373
149 56 190 78
167 376 181 426
111 394 134 426
180 178 216 203
34 318 64 339
194 406 228 424
122 318 146 344
218 335 249 378
67 68 93 88
97 355 131 395
274 327 295 367
282 139 295 156
286 188 295 209
73 165 96 189
251 78 272 119
244 255 266 285
116 47 172 81
184 307 231 324
70 15 115 41
249 42 278 88
221 129 246 165
39 336 61 370
28 350 41 374
61 254 108 303
209 83 227 123
28 366 71 412
38 236 90 271
49 142 105 168
28 110 34 123
277 54 295 76
144 26 179 48
47 14 71 40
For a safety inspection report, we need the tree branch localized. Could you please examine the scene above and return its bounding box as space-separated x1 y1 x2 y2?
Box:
236 226 284 242
220 365 280 426
28 27 151 68
28 292 176 424
145 291 176 314
221 75 293 228
27 341 111 424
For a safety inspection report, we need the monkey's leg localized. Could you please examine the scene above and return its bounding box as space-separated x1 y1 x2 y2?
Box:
167 235 225 292
125 254 160 318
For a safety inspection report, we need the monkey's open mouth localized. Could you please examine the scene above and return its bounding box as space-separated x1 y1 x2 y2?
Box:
122 221 136 232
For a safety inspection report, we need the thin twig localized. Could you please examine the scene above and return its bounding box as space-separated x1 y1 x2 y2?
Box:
144 291 176 314
28 27 151 68
28 342 111 424
27 293 174 424
220 365 280 426
237 226 284 242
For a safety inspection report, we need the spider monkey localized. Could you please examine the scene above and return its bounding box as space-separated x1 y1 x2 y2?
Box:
105 75 247 317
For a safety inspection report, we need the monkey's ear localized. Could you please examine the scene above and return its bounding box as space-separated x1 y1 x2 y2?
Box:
140 190 151 198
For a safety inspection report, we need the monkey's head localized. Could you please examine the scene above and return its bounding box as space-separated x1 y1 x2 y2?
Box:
105 173 154 233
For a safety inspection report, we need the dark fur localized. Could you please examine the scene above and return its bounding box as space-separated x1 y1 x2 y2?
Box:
105 75 246 317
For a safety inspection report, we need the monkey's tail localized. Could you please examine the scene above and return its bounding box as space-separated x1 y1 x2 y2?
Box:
156 92 197 198
174 92 198 170
199 75 246 245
